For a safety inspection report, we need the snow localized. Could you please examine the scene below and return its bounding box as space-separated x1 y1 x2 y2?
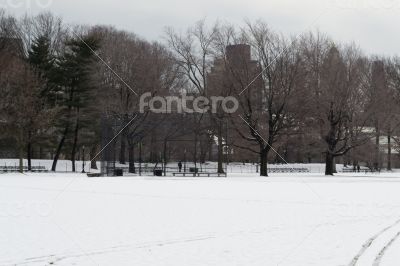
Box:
1 172 400 265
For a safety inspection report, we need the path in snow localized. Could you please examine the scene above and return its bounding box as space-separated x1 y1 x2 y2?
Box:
349 219 400 266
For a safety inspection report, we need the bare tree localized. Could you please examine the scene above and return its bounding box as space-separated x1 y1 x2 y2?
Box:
384 57 400 170
223 21 305 176
94 26 179 172
165 20 224 172
0 47 54 172
308 43 371 175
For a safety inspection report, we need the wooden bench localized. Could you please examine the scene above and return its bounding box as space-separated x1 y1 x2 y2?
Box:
342 168 380 174
342 168 356 173
196 172 226 177
31 166 48 172
0 166 48 173
172 172 195 177
172 172 226 177
268 168 310 173
87 173 102 178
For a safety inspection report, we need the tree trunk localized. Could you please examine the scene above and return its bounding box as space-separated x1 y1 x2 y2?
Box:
27 144 32 171
333 158 337 173
199 139 207 164
217 122 224 174
150 134 156 163
27 134 32 171
119 132 126 164
374 124 380 170
52 124 69 172
18 130 24 173
325 152 335 176
71 110 80 173
183 148 187 172
39 146 43 159
388 133 392 171
260 148 268 177
52 84 75 172
194 133 198 172
51 108 72 171
325 116 338 176
90 145 98 170
128 142 136 173
163 140 167 176
138 142 142 176
208 137 213 161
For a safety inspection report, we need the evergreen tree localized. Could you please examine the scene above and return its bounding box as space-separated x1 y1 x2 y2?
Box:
17 35 58 170
51 34 100 172
28 35 56 100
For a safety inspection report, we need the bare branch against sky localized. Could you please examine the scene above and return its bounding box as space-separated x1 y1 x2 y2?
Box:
2 0 400 55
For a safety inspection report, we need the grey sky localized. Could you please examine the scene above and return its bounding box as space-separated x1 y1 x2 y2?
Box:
2 0 400 56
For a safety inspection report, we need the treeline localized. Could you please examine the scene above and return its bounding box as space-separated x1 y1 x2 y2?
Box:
1 10 400 176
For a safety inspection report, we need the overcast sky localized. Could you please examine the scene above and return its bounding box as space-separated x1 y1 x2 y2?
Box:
2 0 400 56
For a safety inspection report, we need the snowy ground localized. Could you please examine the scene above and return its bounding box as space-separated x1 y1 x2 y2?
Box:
1 172 400 266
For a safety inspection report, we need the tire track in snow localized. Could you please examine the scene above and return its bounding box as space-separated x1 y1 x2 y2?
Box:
2 225 288 266
0 234 218 266
372 231 400 266
349 219 400 266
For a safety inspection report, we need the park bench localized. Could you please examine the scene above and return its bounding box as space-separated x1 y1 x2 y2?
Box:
172 172 194 177
268 168 310 173
342 168 357 173
0 166 48 173
31 166 48 172
172 172 226 177
342 168 380 174
196 172 226 177
87 173 102 178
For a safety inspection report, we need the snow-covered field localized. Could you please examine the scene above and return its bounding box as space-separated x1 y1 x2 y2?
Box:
1 172 400 265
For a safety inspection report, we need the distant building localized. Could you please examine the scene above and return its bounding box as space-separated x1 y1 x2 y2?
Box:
207 44 263 163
